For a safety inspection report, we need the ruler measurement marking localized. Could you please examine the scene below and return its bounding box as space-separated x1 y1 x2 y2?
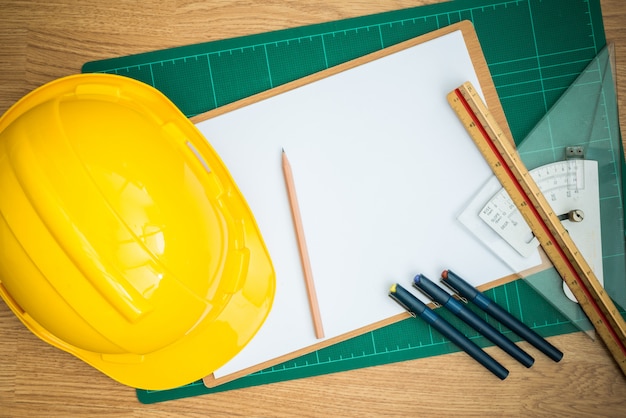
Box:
96 1 525 75
513 281 525 323
148 64 155 87
526 0 548 113
599 80 624 203
584 0 598 52
263 44 274 88
449 82 626 373
488 46 597 69
321 35 329 69
206 54 218 109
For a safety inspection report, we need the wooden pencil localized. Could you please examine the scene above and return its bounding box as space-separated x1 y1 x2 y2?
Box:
281 149 325 339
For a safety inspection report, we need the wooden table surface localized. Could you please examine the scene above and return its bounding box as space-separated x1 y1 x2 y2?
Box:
2 1 626 416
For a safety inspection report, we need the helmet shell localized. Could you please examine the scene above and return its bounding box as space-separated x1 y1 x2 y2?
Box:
0 74 275 390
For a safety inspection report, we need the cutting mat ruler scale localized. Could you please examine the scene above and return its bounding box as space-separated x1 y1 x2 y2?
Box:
82 0 606 144
81 0 624 403
138 279 581 403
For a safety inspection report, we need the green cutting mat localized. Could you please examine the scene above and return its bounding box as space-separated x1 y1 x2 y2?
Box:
83 0 622 404
83 0 606 144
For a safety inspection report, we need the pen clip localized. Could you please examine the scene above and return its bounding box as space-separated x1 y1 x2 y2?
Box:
439 279 468 304
388 293 417 318
411 283 441 308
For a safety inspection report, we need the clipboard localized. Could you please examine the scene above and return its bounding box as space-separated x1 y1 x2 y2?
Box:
194 21 517 388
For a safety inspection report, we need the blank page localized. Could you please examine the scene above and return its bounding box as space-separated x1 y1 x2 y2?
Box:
197 30 515 378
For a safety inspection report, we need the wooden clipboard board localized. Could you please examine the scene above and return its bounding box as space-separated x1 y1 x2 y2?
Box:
196 21 516 388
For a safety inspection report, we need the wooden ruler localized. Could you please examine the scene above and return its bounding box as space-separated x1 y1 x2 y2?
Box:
448 81 626 375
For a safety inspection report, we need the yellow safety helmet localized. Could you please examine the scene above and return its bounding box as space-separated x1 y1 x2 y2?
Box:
0 73 275 390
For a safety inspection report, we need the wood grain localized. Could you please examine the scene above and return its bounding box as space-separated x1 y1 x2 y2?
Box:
1 1 626 416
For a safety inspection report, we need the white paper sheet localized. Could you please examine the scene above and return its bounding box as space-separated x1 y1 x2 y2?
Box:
196 30 516 378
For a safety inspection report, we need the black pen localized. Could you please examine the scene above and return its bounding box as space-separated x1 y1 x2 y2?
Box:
441 269 563 362
414 274 534 368
389 283 509 380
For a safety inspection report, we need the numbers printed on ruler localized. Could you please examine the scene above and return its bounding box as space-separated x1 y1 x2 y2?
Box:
479 160 588 258
447 81 626 375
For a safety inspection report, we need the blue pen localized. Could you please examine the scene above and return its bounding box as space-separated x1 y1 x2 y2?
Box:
442 269 563 362
389 283 509 380
414 274 534 368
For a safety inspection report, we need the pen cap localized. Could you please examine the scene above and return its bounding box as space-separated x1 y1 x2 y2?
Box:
389 284 427 315
442 270 479 300
414 274 452 304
